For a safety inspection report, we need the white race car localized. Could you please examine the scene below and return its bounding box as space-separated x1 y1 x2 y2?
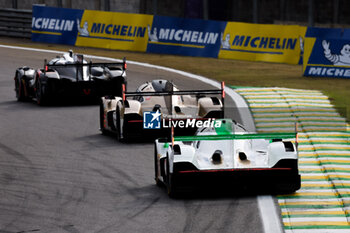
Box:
154 119 301 197
100 79 225 141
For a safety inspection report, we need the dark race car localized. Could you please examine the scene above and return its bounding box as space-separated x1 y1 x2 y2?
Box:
14 50 127 105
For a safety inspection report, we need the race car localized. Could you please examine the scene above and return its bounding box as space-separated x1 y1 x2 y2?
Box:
154 119 301 197
100 79 225 140
14 50 126 105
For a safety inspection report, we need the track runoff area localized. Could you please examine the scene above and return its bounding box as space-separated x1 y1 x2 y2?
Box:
2 44 350 233
234 87 350 233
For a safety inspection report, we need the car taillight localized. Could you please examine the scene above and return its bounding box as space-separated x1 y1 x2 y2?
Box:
122 84 126 101
221 81 225 99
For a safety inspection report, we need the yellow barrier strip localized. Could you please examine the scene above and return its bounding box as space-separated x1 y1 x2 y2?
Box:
32 30 62 35
148 41 205 48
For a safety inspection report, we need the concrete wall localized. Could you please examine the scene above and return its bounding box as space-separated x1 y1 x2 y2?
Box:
1 0 350 26
110 0 141 13
0 0 142 13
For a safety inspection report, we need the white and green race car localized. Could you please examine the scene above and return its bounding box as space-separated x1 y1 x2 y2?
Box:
154 119 301 197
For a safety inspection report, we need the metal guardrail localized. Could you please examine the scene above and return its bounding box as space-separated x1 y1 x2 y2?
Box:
0 8 32 38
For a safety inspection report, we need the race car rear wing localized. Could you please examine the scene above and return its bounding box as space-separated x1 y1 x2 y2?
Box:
173 132 297 142
169 126 298 155
43 56 126 81
172 122 299 142
122 81 224 98
122 81 226 115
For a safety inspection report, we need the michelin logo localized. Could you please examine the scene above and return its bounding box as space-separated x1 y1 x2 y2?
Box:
77 19 89 36
307 66 350 77
305 40 350 78
221 33 230 49
90 23 146 37
143 111 161 129
147 26 219 44
148 24 158 42
322 40 350 66
32 17 74 31
75 20 146 41
221 34 297 53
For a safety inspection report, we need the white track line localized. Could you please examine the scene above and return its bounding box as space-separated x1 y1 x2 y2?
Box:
0 43 281 233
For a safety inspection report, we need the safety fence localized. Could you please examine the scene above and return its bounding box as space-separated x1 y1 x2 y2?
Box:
234 86 350 232
0 8 31 38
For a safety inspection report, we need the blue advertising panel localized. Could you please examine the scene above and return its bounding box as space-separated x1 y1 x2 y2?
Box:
303 27 350 78
343 29 350 38
305 27 343 38
146 15 227 58
32 5 83 45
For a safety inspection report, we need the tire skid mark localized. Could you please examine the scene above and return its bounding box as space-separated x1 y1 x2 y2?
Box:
183 201 202 233
0 157 37 232
94 195 162 233
87 155 140 187
15 229 40 233
0 142 32 164
127 196 160 219
52 186 88 226
60 186 87 207
201 219 216 233
213 200 239 233
62 224 80 233
1 187 30 232
90 163 137 198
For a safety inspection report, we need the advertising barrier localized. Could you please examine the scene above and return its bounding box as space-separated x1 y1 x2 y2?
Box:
32 5 311 65
146 16 226 58
32 6 83 45
218 22 306 64
303 27 350 78
75 10 153 52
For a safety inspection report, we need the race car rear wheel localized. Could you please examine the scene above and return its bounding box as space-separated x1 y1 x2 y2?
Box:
115 107 122 141
154 142 162 187
167 173 178 198
36 79 48 106
99 100 107 135
166 156 178 198
15 77 26 101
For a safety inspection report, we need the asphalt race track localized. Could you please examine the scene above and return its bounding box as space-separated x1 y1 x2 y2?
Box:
0 47 264 233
